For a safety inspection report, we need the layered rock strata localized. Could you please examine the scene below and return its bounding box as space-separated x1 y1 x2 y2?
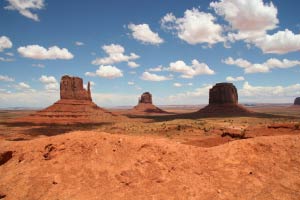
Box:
198 83 251 116
11 75 124 124
132 92 167 114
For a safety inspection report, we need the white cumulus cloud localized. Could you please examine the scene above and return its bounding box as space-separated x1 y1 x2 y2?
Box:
240 82 300 100
127 61 140 68
0 75 14 82
224 57 300 73
18 45 74 60
148 65 165 72
86 65 123 79
226 76 245 82
18 82 31 90
168 84 212 104
0 36 13 52
4 0 45 21
173 83 182 87
39 75 59 91
210 0 278 42
168 59 215 78
92 44 139 65
39 75 57 84
75 41 84 46
161 8 224 45
254 29 300 54
140 72 172 81
128 23 164 45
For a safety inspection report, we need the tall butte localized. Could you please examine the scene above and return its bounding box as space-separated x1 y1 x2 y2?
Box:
197 83 251 116
12 75 124 124
131 92 167 114
294 97 300 106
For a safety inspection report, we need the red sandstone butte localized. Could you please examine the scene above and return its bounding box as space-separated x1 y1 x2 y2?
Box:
11 75 125 124
294 97 300 105
60 75 92 101
198 83 251 116
131 92 167 114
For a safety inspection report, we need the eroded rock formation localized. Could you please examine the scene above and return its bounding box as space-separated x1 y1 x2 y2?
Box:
60 75 92 101
11 75 125 124
139 92 152 104
131 92 167 114
198 82 251 116
294 97 300 105
209 83 238 104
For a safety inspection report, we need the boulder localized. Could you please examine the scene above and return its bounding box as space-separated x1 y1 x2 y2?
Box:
294 97 300 105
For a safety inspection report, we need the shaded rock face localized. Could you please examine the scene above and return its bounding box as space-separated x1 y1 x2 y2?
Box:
197 82 251 116
294 97 300 105
138 92 152 104
60 75 92 101
209 83 238 105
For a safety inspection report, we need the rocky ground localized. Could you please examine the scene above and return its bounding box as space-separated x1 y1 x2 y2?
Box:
0 106 300 200
1 131 300 200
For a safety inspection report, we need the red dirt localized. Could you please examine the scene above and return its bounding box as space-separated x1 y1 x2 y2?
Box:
1 131 300 200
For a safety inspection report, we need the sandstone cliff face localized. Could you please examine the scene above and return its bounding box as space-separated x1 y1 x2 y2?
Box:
132 92 167 114
11 75 125 124
138 92 152 104
60 75 92 101
198 82 251 116
294 97 300 105
209 83 238 105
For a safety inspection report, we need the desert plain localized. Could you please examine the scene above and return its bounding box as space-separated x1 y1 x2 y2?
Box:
1 102 300 200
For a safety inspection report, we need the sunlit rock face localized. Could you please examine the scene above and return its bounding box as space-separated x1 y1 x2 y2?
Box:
209 83 238 105
10 75 125 124
60 75 92 101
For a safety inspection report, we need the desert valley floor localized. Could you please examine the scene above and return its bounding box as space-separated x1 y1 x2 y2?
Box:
1 104 300 200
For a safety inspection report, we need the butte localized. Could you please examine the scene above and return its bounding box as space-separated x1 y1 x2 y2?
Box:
130 92 168 114
197 82 252 116
11 75 125 124
294 97 300 106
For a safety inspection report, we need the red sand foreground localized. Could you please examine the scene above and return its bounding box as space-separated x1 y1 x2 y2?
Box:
1 131 300 200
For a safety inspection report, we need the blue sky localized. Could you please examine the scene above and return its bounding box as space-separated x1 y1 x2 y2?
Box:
1 0 300 107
